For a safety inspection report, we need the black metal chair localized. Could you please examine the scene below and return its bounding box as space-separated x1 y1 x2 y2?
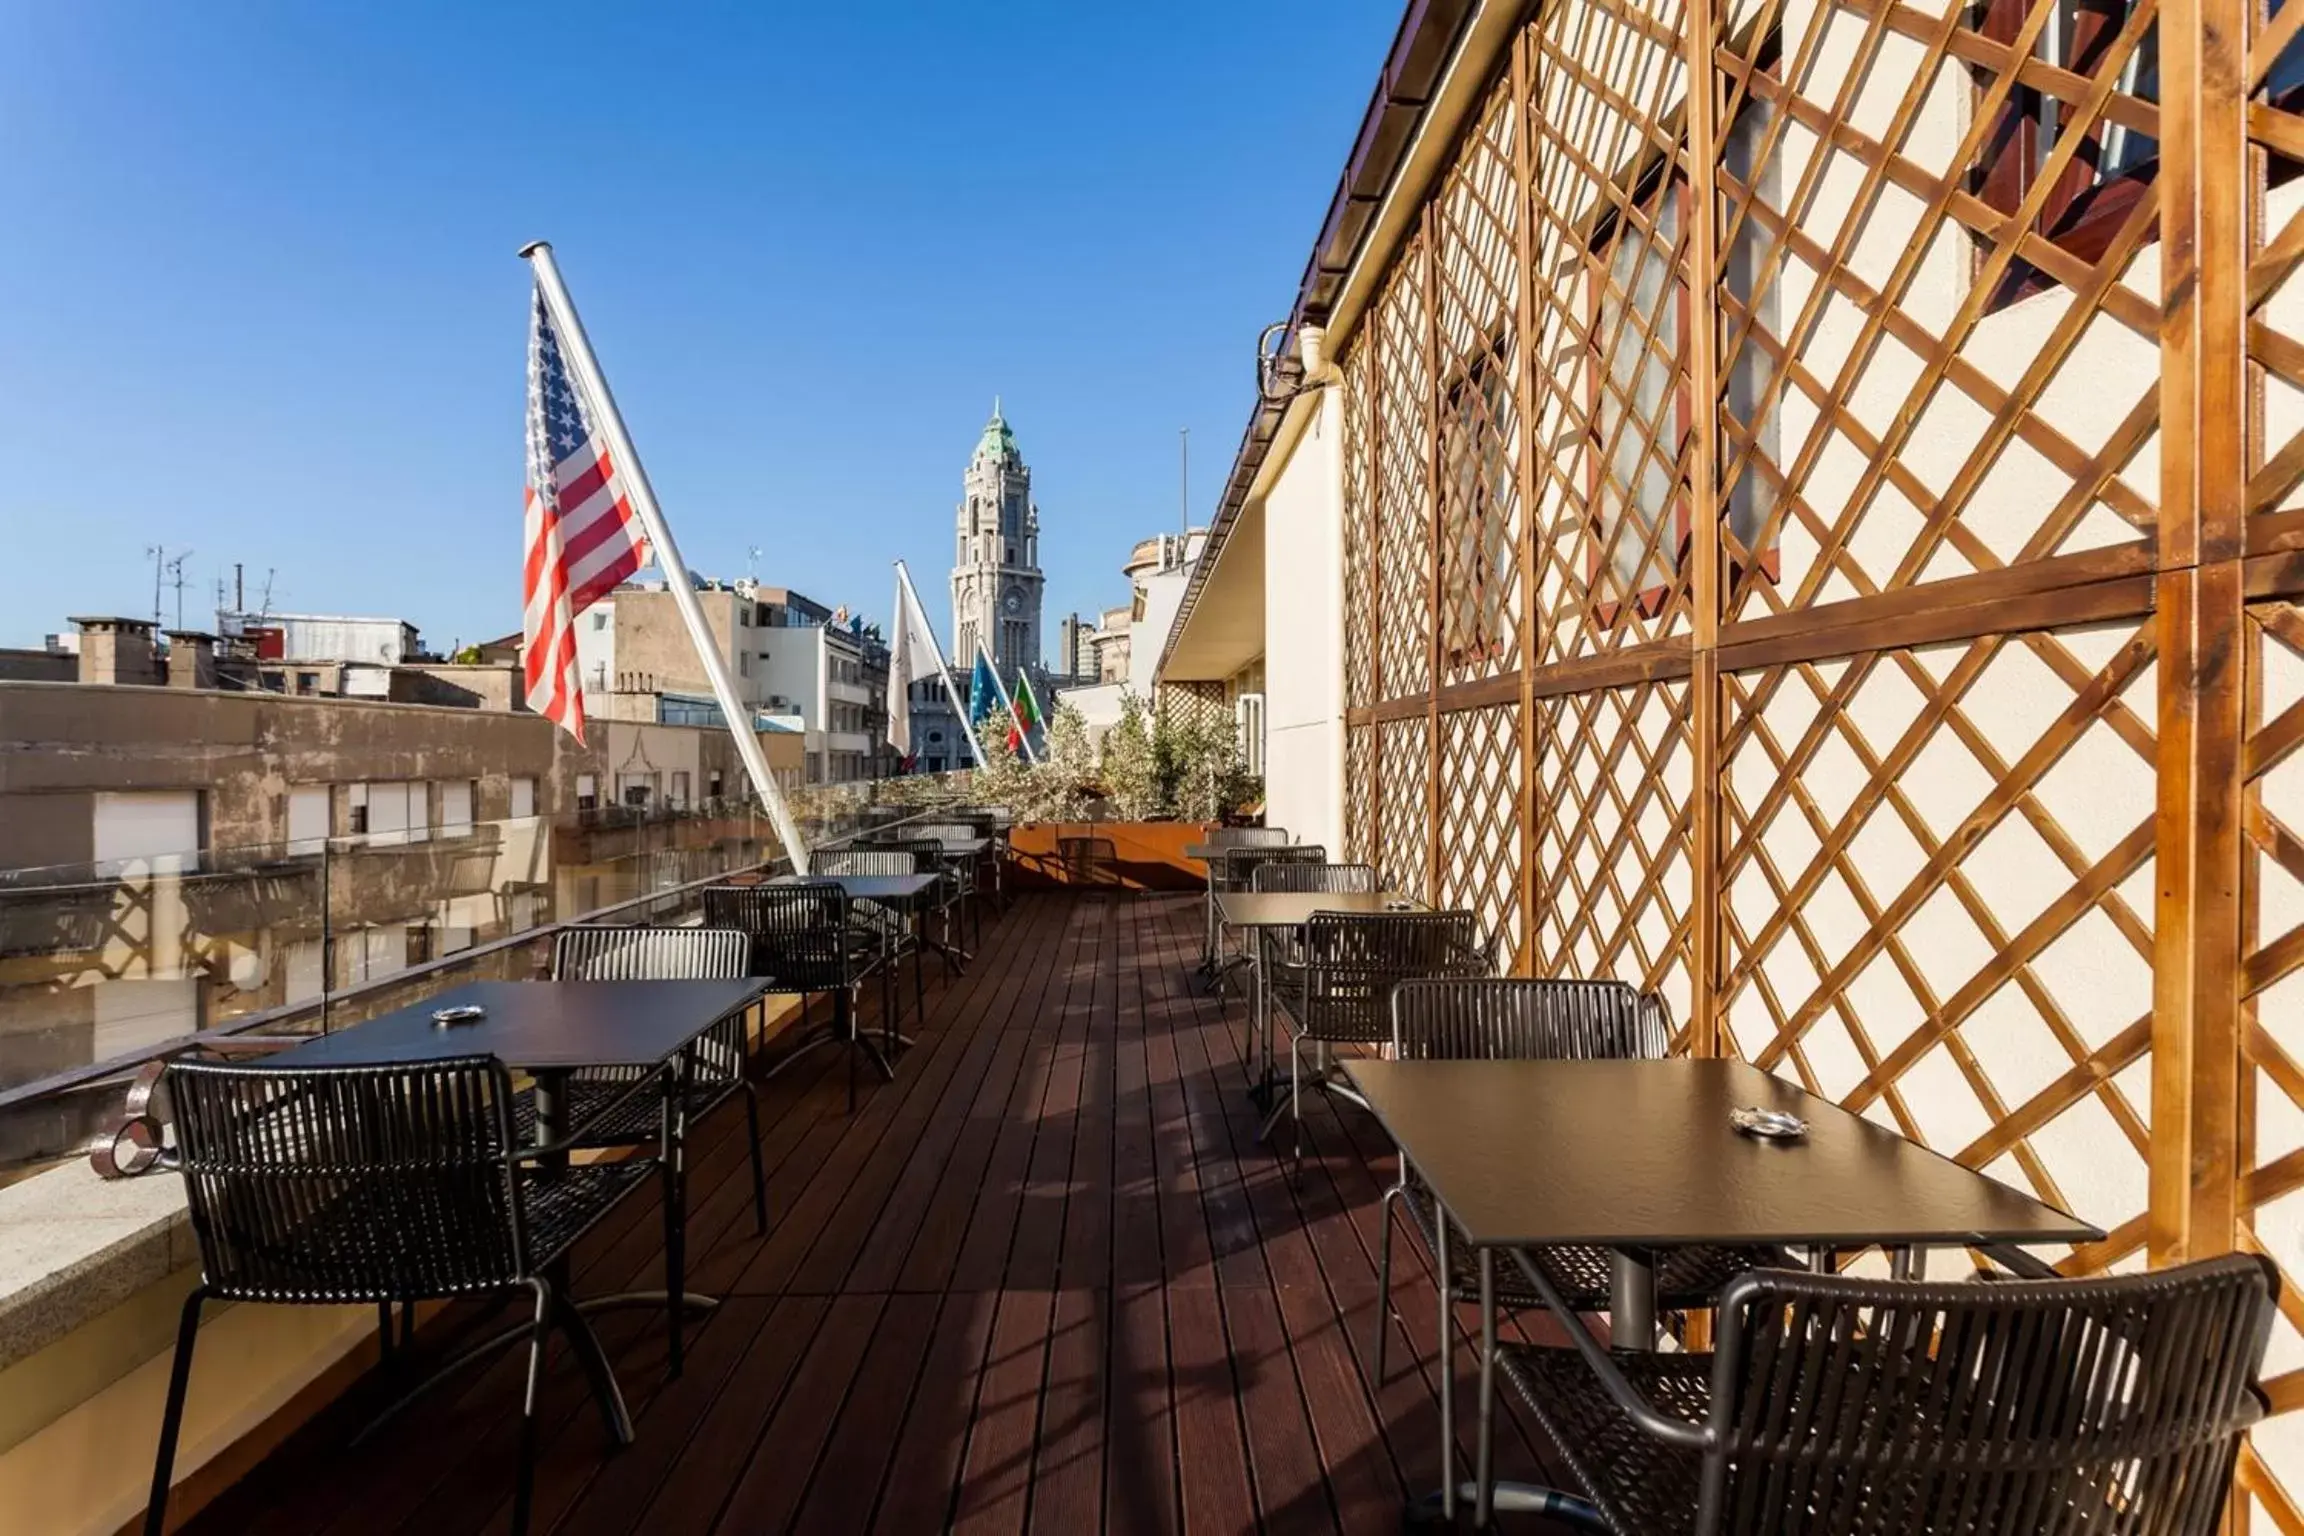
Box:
1373 977 1791 1384
1210 844 1329 995
1237 861 1379 1076
1191 825 1293 974
1495 1250 2277 1535
915 820 993 936
147 1055 652 1536
545 925 766 1238
703 882 895 1112
818 845 934 998
1260 909 1489 1157
1249 860 1378 895
1059 835 1118 887
1210 825 1293 847
883 827 980 955
948 808 1010 907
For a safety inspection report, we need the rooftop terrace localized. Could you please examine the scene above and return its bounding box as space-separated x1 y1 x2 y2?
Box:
172 892 1580 1536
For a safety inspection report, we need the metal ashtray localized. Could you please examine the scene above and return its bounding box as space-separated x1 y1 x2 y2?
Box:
1730 1105 1809 1142
430 1004 487 1028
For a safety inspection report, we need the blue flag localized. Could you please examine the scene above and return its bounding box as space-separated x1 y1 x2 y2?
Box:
969 652 1001 726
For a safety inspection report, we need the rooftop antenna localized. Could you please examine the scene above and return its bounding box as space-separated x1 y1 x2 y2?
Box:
164 549 193 631
145 545 166 630
747 545 762 582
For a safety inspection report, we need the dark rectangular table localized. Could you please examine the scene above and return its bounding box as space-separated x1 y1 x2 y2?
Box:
1214 890 1418 928
779 868 958 1020
866 833 990 861
1345 1056 2103 1523
1185 842 1305 974
264 976 769 1394
270 977 769 1089
781 871 943 904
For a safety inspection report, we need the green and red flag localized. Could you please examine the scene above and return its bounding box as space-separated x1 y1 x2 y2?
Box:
1008 668 1044 752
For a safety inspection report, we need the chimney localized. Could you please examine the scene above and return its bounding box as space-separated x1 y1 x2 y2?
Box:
69 616 161 687
163 630 219 689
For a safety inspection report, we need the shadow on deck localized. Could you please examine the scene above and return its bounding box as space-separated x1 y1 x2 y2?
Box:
183 893 1578 1535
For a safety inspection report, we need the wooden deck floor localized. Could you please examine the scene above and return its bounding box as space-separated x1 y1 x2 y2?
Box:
184 893 1577 1535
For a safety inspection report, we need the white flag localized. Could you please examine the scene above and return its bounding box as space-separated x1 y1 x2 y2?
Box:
887 570 916 756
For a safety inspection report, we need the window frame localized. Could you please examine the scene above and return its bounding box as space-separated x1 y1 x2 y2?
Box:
1583 174 1694 629
1970 0 2164 306
1437 323 1518 669
1581 62 1787 626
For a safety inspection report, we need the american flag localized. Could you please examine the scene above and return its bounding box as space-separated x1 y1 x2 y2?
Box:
523 287 648 741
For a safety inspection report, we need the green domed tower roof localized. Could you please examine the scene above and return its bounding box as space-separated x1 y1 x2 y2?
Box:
976 397 1020 463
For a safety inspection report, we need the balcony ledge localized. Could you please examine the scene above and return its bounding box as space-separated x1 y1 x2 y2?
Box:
0 1160 191 1376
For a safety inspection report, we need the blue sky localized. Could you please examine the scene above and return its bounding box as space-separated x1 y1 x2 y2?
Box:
0 2 1397 656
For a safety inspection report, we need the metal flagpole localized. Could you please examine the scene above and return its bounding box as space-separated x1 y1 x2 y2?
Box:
895 560 987 769
974 632 1039 765
520 240 813 875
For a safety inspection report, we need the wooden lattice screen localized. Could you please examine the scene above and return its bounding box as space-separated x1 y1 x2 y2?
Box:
1335 0 2304 1518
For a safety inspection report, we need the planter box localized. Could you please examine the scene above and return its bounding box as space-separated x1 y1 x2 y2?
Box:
1005 822 1216 891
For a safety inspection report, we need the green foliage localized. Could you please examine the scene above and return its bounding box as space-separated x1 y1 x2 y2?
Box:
1100 691 1163 820
969 720 1033 813
1158 704 1257 823
1031 704 1100 820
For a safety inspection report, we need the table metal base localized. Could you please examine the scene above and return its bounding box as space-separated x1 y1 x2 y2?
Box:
1405 1483 1608 1528
1254 1055 1370 1145
350 1287 679 1448
761 1022 905 1085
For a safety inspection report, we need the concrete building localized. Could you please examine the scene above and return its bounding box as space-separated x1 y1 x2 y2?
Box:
218 611 424 668
0 629 802 1142
902 674 970 774
1052 530 1207 743
1053 612 1096 688
581 578 895 786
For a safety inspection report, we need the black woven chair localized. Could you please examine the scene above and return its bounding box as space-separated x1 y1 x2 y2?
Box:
877 831 976 964
544 925 766 1238
1210 825 1293 847
1210 844 1329 996
1492 1251 2277 1535
703 882 894 1112
1059 835 1118 887
948 808 1010 906
1259 909 1489 1157
1192 826 1292 974
912 821 992 941
1236 861 1379 1078
1249 859 1378 895
147 1055 651 1536
1372 977 1791 1385
818 846 934 1002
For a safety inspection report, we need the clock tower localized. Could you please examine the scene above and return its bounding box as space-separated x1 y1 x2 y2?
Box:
950 399 1045 685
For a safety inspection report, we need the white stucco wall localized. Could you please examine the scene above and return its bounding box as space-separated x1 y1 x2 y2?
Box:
1260 390 1348 852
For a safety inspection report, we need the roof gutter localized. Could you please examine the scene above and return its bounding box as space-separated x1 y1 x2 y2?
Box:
1155 0 1489 687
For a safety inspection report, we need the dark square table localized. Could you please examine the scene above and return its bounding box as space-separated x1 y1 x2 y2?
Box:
263 976 769 1399
894 834 991 859
1345 1056 2103 1522
1214 890 1418 928
1185 842 1304 974
779 868 957 1020
780 870 942 905
269 977 770 1145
